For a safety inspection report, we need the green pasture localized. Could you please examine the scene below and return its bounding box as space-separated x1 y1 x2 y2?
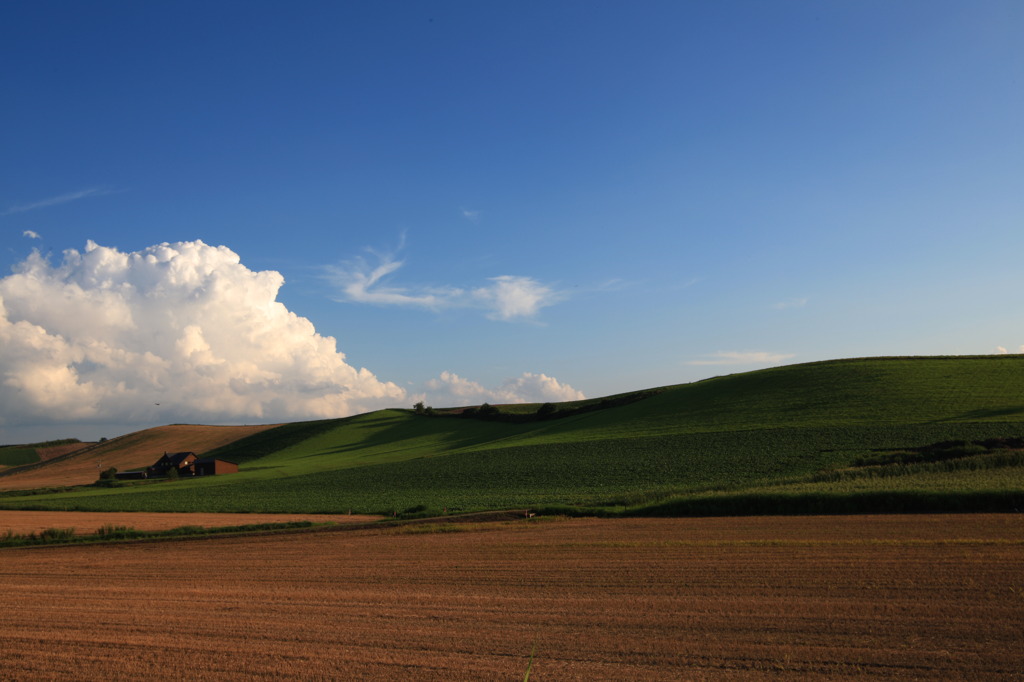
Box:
3 355 1024 515
0 447 41 468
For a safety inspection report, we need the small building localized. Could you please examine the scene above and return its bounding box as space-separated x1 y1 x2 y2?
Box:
192 458 239 476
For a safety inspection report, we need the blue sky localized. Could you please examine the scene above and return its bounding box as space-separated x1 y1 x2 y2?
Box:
1 1 1022 442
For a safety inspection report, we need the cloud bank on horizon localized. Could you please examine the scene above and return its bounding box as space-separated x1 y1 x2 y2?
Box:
0 240 583 433
424 371 585 407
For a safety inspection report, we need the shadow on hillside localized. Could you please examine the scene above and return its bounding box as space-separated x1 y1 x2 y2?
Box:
300 412 538 462
931 406 1024 422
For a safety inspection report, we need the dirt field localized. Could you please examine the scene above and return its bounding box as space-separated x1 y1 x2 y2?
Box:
1 514 1021 680
0 510 379 535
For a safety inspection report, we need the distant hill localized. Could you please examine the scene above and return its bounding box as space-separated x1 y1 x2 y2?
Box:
0 424 279 490
2 356 1022 515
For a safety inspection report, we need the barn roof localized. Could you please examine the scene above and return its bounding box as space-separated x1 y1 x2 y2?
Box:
156 452 197 465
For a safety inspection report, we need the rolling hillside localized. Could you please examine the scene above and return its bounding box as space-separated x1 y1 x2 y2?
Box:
2 356 1023 515
0 424 280 490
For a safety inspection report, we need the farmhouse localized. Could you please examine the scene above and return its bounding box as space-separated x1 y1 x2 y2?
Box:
150 452 239 478
149 451 198 476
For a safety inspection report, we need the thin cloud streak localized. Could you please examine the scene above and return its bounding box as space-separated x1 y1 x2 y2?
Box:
327 253 453 309
326 248 563 321
4 188 115 215
772 297 808 310
687 351 795 366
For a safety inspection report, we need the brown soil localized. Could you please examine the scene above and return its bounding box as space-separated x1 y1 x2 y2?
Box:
1 514 1021 680
0 423 279 491
35 443 96 461
0 510 381 535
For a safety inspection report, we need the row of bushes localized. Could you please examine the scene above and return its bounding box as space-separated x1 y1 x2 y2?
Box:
0 438 81 449
413 390 663 424
0 521 318 548
0 485 77 498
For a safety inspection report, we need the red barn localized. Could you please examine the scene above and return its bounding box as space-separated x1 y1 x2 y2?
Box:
192 458 239 476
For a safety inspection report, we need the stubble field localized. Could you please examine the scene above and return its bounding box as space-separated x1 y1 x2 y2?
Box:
1 514 1021 680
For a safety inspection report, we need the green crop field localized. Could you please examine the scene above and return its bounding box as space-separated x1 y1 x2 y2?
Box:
0 447 40 468
2 356 1024 516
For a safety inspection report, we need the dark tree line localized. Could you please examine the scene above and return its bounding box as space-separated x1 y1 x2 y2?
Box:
411 390 662 424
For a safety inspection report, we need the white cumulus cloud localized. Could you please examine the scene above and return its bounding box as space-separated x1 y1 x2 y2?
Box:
423 370 585 407
687 351 795 366
0 240 406 430
22 230 41 240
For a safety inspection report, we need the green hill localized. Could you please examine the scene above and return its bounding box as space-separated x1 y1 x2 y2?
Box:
3 356 1023 515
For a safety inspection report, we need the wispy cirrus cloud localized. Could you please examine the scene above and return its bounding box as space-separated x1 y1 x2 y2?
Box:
687 350 795 366
326 247 563 321
327 252 456 309
772 297 808 310
472 276 560 321
3 188 115 215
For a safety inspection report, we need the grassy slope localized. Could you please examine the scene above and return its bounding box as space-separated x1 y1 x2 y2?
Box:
0 447 41 468
3 356 1024 514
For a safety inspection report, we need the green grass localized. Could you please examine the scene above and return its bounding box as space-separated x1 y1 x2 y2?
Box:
0 447 41 467
3 356 1024 515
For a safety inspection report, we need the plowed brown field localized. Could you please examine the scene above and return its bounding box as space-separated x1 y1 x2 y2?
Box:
0 423 278 490
1 514 1021 680
0 510 379 535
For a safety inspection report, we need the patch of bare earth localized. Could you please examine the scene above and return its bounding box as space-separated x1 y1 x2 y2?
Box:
34 443 96 461
0 423 279 490
0 514 1021 680
0 510 381 535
